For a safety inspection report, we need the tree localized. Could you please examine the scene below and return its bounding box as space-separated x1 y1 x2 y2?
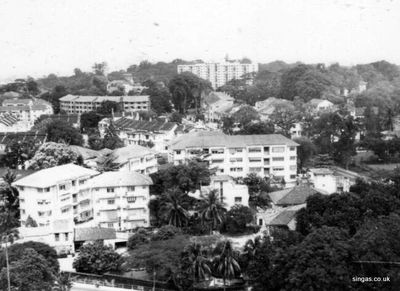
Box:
72 240 123 275
80 111 103 130
142 81 173 114
92 62 107 76
197 190 226 233
25 215 38 227
231 105 260 126
0 169 19 215
181 243 211 283
88 134 104 150
151 225 182 241
0 248 55 291
293 137 317 170
1 141 37 169
235 121 274 135
159 188 190 227
222 205 254 235
127 229 149 250
96 100 120 115
212 240 241 286
242 173 274 209
43 120 83 145
53 272 73 291
269 107 298 137
102 123 124 150
170 112 183 123
28 142 82 170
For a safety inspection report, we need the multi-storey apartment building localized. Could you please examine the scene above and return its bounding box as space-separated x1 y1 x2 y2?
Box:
59 95 150 114
13 164 100 227
170 132 298 185
177 62 259 89
90 171 152 230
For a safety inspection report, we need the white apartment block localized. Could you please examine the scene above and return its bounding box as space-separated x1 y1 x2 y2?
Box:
170 132 298 185
90 171 152 230
59 95 150 114
177 62 259 89
13 164 100 227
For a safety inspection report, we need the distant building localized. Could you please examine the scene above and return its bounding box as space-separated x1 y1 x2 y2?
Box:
107 80 147 95
0 131 47 155
59 95 150 114
169 131 298 185
202 92 235 121
97 145 158 175
307 99 334 112
36 114 81 129
268 185 324 207
90 171 153 230
0 98 53 131
102 117 178 154
266 209 298 231
308 167 362 194
177 62 259 89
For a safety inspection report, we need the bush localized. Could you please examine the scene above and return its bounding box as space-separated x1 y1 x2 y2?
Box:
127 228 150 250
221 205 254 235
151 225 182 241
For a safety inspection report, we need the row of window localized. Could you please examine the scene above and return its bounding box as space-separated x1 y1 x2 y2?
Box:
212 156 296 164
178 146 296 155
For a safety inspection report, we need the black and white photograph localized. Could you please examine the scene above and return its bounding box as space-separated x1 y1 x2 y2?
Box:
0 0 399 290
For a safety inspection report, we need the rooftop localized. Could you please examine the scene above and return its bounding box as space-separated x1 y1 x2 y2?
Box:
104 145 157 165
12 163 99 188
114 117 177 132
268 210 298 226
89 170 153 188
269 185 320 206
74 227 116 242
59 95 149 103
170 131 298 150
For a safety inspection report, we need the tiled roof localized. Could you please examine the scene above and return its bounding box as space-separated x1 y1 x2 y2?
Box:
74 227 116 242
59 95 149 103
269 185 320 206
0 114 18 126
114 117 177 132
89 170 153 188
13 163 99 188
0 131 47 145
68 145 103 160
170 131 298 150
104 145 156 165
268 210 298 226
3 98 31 105
38 114 79 124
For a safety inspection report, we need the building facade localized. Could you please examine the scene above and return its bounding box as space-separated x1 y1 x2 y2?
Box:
59 95 150 114
177 62 259 89
90 171 152 230
170 132 298 185
13 164 100 227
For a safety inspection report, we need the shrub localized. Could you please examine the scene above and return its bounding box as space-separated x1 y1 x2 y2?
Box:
151 225 182 241
127 228 150 250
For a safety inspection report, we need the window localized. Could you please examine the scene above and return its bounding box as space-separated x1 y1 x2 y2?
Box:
290 146 296 151
107 188 114 193
234 197 242 203
211 159 224 164
107 199 115 205
273 167 284 172
211 148 224 154
61 207 70 213
290 156 296 161
249 158 261 162
19 186 24 191
79 180 85 185
55 233 59 242
107 223 114 228
249 167 262 172
127 197 136 203
230 167 243 172
175 150 181 155
264 147 270 152
72 180 76 186
38 211 45 216
290 165 297 171
128 186 135 192
290 175 297 179
272 157 284 162
59 184 66 191
65 233 69 241
272 147 285 153
37 188 43 193
21 209 25 215
248 147 261 153
44 187 50 192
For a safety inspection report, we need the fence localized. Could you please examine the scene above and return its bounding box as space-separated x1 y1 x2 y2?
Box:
64 271 177 291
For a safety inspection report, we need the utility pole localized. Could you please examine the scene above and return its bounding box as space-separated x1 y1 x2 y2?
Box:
3 235 11 291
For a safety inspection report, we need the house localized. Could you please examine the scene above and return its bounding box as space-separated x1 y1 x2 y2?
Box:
74 227 121 251
268 184 323 207
191 175 249 210
107 80 147 95
169 131 298 185
308 99 334 112
90 171 153 230
13 164 100 227
97 145 158 174
290 122 303 139
254 97 295 120
104 117 178 154
202 92 235 121
266 209 298 231
308 167 362 194
59 95 150 114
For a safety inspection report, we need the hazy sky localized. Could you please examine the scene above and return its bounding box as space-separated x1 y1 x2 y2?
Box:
0 0 399 82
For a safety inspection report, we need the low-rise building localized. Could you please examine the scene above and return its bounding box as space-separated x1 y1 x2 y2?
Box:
102 117 178 154
90 171 153 230
13 164 100 227
169 131 298 185
308 99 334 113
308 167 362 194
268 185 324 207
202 92 235 121
60 95 150 114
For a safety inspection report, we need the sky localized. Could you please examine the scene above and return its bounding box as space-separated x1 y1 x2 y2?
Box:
0 0 399 82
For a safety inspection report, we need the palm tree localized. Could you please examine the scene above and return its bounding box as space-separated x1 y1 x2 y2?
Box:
160 187 190 227
53 272 73 291
197 190 226 234
0 170 19 211
212 240 241 287
182 243 211 283
240 236 262 276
